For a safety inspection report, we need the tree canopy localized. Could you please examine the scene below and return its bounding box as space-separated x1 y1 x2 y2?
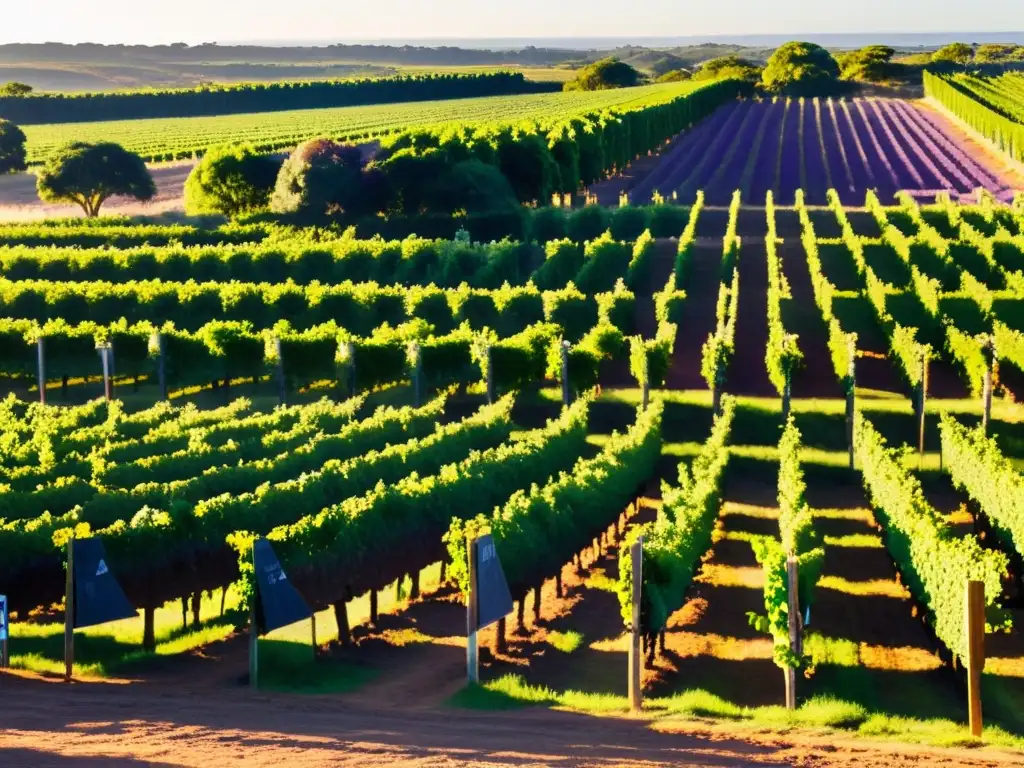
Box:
932 42 975 65
36 142 155 217
692 55 762 83
184 144 281 217
838 45 897 82
974 43 1024 63
0 119 27 174
563 58 644 91
761 42 841 94
271 139 387 218
0 82 32 97
656 69 693 83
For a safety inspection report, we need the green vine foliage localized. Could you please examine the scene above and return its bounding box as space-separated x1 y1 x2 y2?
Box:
940 413 1024 562
447 399 662 600
855 412 1010 663
617 397 736 643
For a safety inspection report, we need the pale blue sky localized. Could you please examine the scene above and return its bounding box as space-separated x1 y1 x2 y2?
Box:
5 1 1023 45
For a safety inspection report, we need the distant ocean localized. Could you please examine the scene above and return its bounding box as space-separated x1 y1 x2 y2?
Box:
235 33 1024 51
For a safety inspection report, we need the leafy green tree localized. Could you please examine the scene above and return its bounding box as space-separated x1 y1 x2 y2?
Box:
932 42 975 65
494 130 560 204
36 142 155 217
184 144 281 217
271 138 386 217
656 69 692 83
0 82 32 97
975 43 1024 63
564 58 644 91
761 42 841 94
431 159 519 214
0 119 27 174
692 55 762 83
838 45 897 82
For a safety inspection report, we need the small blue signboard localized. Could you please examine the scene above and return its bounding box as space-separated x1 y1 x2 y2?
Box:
73 538 135 629
474 534 513 630
253 539 311 634
0 594 7 642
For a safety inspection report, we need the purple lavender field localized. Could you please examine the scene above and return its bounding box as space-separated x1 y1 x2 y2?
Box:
629 96 1017 206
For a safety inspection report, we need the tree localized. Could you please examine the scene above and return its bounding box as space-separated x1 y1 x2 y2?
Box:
838 45 897 82
431 159 519 214
271 138 387 217
0 82 32 97
975 43 1024 63
564 58 644 91
36 142 155 217
761 42 841 95
932 42 974 65
184 144 281 217
656 69 692 83
692 55 762 83
0 120 27 174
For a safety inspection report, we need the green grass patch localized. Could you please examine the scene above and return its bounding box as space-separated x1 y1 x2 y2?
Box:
547 630 585 654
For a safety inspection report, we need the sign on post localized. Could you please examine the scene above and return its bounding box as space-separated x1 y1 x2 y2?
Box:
249 539 312 689
0 593 8 669
65 538 136 680
466 534 512 685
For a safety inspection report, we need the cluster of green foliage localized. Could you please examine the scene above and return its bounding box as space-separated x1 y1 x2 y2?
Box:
854 413 1010 665
700 191 740 392
238 398 590 606
616 397 736 643
692 55 762 84
184 144 281 217
563 58 645 91
837 46 899 83
760 42 841 95
747 420 824 670
940 413 1024 561
764 193 802 396
35 142 155 217
925 72 1024 163
0 119 27 174
446 399 662 601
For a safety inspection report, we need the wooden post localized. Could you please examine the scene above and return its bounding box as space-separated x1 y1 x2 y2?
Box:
411 342 422 408
274 337 286 405
64 537 74 682
560 340 571 407
99 344 113 402
156 332 168 401
920 353 929 457
712 381 721 417
785 555 800 710
369 589 378 627
642 377 650 410
37 336 46 405
485 347 495 405
249 543 258 690
333 600 351 646
494 617 506 654
466 537 480 684
847 339 856 470
982 340 994 435
628 536 643 713
311 614 318 660
782 368 792 423
966 580 985 738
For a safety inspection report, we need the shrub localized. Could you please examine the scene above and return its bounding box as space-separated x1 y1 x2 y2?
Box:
0 119 27 174
184 144 281 217
761 42 841 95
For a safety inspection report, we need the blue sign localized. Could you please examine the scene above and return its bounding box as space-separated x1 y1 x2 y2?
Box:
475 534 513 630
253 539 311 635
0 594 7 641
73 538 136 629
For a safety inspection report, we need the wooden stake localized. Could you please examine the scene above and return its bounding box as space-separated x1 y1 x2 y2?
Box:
628 536 643 713
781 369 792 423
785 555 800 710
37 337 46 405
918 353 928 457
100 344 113 402
333 599 350 647
494 616 506 654
274 337 286 405
411 342 423 408
64 537 74 682
156 332 168 401
466 537 479 684
311 614 317 659
847 339 856 470
560 340 571 406
369 589 378 627
966 580 985 738
982 340 994 434
485 347 495 405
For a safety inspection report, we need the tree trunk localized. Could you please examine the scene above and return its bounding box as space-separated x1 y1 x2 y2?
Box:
555 571 563 598
516 598 526 633
333 600 350 647
143 606 156 652
191 591 201 627
409 570 420 600
439 559 448 584
220 588 227 617
494 617 507 654
61 375 69 399
369 590 378 627
180 597 188 628
533 584 542 622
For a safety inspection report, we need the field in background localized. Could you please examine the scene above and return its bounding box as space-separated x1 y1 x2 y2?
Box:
19 81 695 164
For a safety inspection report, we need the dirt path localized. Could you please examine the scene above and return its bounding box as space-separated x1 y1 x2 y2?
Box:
670 245 721 390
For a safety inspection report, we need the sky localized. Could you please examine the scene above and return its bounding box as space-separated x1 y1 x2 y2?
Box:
4 0 1024 45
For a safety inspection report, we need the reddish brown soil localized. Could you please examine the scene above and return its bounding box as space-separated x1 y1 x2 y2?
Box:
727 241 775 397
670 245 722 390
